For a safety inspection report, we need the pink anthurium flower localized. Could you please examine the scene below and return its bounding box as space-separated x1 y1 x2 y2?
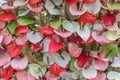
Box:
46 71 60 80
77 53 91 67
15 34 28 45
49 39 65 54
11 57 28 70
0 21 6 29
27 3 43 13
68 42 82 57
0 12 16 21
0 54 11 66
89 73 106 80
16 70 35 80
102 14 115 27
2 34 12 45
7 44 23 58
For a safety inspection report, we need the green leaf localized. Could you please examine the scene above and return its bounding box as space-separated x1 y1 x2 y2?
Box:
17 16 35 26
50 16 61 29
107 3 120 10
7 21 17 34
100 44 118 60
69 58 77 71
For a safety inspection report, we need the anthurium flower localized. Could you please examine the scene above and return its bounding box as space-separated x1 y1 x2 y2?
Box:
78 12 96 25
28 31 43 44
0 54 11 66
0 12 15 21
49 39 65 54
89 73 106 80
0 66 14 80
68 42 82 57
77 53 91 67
111 57 120 67
28 63 46 79
82 66 97 79
102 14 115 27
2 34 12 45
15 26 28 35
13 0 29 7
16 70 35 80
30 43 42 52
7 44 23 58
83 0 96 3
29 0 41 5
0 21 6 29
46 71 60 80
69 34 81 43
65 0 79 5
49 63 65 76
27 3 43 13
11 57 28 70
107 71 120 80
40 25 54 36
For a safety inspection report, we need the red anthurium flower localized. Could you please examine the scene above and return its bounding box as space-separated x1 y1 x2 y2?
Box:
102 14 115 27
49 39 64 54
78 12 96 25
7 44 23 58
83 0 96 3
15 26 28 35
29 0 41 5
65 0 79 5
0 66 14 80
49 64 65 76
40 25 54 36
31 43 42 52
78 53 91 67
0 12 15 21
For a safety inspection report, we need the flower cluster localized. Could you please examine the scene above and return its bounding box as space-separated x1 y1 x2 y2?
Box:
0 0 120 80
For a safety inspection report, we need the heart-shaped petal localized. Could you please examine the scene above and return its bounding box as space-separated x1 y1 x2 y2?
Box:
51 52 71 68
54 30 72 38
0 21 6 29
62 20 79 33
0 54 11 66
69 4 86 15
49 39 64 54
0 66 14 80
92 59 108 71
11 57 28 70
90 73 106 80
0 12 15 21
28 31 43 44
16 71 35 80
49 63 65 76
92 31 110 44
15 34 28 45
83 0 101 14
46 71 60 80
2 34 12 45
111 57 120 67
68 42 82 57
82 66 97 79
15 26 28 35
65 0 78 5
40 25 54 36
27 3 43 13
13 0 28 7
77 24 91 41
7 44 23 57
28 0 40 5
107 71 120 80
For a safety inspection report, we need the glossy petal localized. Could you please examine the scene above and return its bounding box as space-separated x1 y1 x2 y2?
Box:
69 4 86 15
65 0 78 5
0 54 11 66
68 42 82 57
28 0 40 5
82 66 97 79
107 71 120 80
92 59 108 71
28 31 43 44
49 39 64 54
11 57 28 70
2 34 12 45
0 12 15 21
16 71 35 80
15 26 28 35
90 73 106 80
46 71 59 80
15 34 28 45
